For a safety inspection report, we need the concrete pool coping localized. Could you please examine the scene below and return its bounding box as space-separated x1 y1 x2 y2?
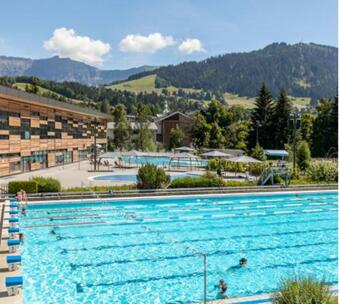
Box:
24 188 338 205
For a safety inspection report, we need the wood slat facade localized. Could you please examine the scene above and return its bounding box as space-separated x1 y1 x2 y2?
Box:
0 86 111 177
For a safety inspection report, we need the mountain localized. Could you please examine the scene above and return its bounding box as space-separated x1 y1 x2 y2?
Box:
0 55 156 85
129 42 338 100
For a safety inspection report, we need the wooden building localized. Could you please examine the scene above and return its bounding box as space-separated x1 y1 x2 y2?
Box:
156 112 194 149
0 85 111 177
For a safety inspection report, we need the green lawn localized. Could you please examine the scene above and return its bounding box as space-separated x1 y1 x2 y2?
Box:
15 83 84 105
107 74 201 94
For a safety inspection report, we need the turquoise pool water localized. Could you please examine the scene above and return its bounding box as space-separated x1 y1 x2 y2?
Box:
92 173 199 182
21 191 338 303
121 155 208 167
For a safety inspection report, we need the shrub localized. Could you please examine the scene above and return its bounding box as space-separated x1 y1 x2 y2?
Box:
251 143 266 161
31 177 61 193
297 141 311 171
8 181 38 194
306 162 338 182
273 277 333 304
137 164 170 189
170 172 225 188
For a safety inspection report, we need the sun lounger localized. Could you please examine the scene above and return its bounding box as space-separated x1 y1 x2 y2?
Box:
7 256 21 271
6 276 23 296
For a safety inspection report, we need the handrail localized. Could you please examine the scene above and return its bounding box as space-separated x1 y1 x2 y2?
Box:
0 203 5 246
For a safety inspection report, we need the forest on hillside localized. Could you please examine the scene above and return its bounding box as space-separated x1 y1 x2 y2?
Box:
129 43 338 104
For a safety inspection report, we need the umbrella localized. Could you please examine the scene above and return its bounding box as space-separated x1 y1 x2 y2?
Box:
175 146 195 152
228 155 262 163
201 150 231 158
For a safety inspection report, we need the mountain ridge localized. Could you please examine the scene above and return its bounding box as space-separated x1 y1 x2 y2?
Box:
0 55 156 85
128 42 338 100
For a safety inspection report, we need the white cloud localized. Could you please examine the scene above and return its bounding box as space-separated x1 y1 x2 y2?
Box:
119 33 175 53
44 27 111 65
178 38 204 54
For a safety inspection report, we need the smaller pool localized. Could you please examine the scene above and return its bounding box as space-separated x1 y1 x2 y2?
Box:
92 173 199 182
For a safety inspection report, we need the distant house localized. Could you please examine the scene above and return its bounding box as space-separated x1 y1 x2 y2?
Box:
155 112 194 149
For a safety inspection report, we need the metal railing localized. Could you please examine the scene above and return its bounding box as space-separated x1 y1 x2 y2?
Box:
0 202 5 246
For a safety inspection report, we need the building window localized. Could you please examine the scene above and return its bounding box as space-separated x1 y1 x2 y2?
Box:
47 121 55 132
40 124 48 139
30 111 40 117
9 161 21 173
0 135 9 140
0 111 9 130
21 118 31 140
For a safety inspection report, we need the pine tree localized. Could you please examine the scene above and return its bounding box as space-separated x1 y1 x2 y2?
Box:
112 103 131 151
100 99 111 114
249 83 275 149
273 88 293 148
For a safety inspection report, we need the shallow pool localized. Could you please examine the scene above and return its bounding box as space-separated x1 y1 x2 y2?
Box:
121 155 208 167
21 191 338 303
92 173 199 182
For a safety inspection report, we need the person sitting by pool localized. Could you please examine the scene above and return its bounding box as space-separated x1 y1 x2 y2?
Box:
215 279 228 298
239 257 248 267
16 191 22 203
19 232 24 243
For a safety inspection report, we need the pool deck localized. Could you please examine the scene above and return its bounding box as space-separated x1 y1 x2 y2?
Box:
0 202 22 304
207 285 338 303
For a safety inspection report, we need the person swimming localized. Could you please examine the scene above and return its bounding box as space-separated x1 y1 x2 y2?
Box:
215 279 228 298
239 257 248 267
21 207 27 216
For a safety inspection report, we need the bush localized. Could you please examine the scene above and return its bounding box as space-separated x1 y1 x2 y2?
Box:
273 277 333 304
8 181 38 194
297 141 311 171
137 164 170 189
31 177 61 193
170 172 225 188
306 162 338 182
207 158 263 176
251 143 266 161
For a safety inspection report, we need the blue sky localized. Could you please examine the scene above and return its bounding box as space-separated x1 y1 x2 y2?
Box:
0 0 337 69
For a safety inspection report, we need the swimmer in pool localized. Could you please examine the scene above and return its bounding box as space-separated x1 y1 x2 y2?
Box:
239 257 248 267
215 279 228 298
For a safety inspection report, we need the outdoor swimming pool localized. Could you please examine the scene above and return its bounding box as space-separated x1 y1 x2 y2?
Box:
121 155 208 167
92 173 200 182
20 191 338 303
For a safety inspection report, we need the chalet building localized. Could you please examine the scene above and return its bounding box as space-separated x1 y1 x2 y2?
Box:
0 85 111 177
156 112 194 149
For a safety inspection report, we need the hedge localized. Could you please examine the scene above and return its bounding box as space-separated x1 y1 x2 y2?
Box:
170 173 225 188
8 181 38 194
31 177 61 193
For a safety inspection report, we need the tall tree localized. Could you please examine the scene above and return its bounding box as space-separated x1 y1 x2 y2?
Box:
311 98 333 157
191 112 211 149
209 122 225 148
134 104 155 151
328 93 338 154
273 89 293 148
249 83 274 149
111 103 131 151
100 99 111 114
169 125 185 150
299 111 315 146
